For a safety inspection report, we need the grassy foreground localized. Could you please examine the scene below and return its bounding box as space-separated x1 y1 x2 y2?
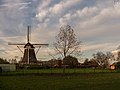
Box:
0 69 120 90
0 68 117 75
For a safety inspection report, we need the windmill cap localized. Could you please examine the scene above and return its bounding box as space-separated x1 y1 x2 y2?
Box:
24 42 35 48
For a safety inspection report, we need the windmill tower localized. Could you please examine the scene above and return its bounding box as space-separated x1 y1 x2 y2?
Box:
8 26 48 64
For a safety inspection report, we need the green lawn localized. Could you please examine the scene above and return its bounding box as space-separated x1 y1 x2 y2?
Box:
0 69 120 90
0 68 117 75
0 73 120 90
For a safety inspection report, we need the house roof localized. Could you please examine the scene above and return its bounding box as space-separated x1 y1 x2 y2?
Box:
117 45 120 50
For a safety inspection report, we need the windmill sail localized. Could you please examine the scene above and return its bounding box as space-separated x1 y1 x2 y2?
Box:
8 26 49 64
27 26 30 43
8 42 25 45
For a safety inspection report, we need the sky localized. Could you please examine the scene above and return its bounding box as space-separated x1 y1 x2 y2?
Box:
0 0 120 62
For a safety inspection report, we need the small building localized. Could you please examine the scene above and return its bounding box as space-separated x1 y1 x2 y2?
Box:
112 45 120 60
110 64 116 70
0 64 16 72
109 61 118 70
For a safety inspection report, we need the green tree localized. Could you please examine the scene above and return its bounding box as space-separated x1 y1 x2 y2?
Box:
63 55 78 68
116 62 120 69
0 58 9 64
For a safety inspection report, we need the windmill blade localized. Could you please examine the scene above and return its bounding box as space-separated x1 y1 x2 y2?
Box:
27 26 31 43
36 46 41 55
33 44 49 46
47 52 56 59
17 46 23 54
30 26 31 42
8 42 25 45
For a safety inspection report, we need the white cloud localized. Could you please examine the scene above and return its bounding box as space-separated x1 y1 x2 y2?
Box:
59 13 72 25
36 0 82 24
36 10 48 22
81 42 119 59
37 0 51 10
0 0 31 9
35 0 52 22
59 6 99 25
50 0 82 14
0 0 120 60
49 3 63 14
78 7 98 17
82 43 115 52
72 1 120 40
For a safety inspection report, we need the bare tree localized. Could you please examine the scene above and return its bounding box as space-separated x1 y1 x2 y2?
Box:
92 52 113 68
54 25 81 58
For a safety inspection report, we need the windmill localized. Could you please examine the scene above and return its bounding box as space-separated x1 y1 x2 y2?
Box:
8 26 49 64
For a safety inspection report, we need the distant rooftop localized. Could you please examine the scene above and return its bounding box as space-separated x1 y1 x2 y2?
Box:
117 45 120 50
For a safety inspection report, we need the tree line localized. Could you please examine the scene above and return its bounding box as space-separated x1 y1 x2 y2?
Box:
0 24 119 69
53 24 118 69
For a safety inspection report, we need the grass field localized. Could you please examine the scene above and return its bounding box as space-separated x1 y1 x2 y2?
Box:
0 68 118 75
0 69 120 90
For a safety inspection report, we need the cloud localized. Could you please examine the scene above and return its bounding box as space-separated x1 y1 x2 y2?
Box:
0 0 35 59
36 10 48 22
82 43 115 52
59 6 99 25
0 2 31 9
0 1 32 36
35 0 51 22
36 0 82 24
49 0 82 14
81 42 119 58
0 0 120 60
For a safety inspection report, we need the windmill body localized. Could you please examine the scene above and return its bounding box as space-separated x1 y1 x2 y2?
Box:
8 26 48 64
20 42 37 64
